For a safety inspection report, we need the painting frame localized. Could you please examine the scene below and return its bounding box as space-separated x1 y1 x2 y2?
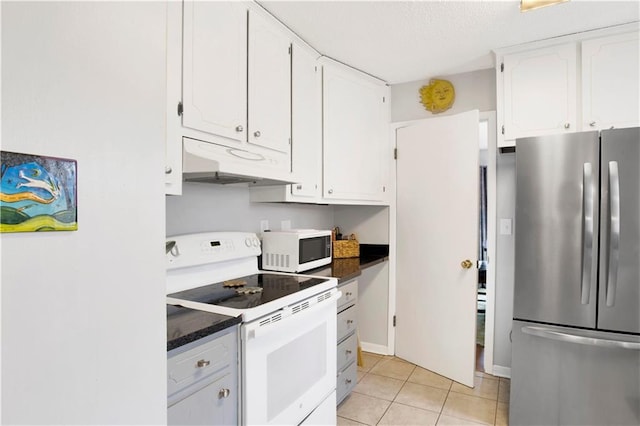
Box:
0 151 78 233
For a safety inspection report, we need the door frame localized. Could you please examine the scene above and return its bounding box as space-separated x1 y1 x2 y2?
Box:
387 111 497 374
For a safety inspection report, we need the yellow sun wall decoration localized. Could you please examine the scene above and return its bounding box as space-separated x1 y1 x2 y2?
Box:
419 79 455 114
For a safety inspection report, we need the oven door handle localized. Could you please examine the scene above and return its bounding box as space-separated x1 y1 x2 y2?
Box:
247 290 341 339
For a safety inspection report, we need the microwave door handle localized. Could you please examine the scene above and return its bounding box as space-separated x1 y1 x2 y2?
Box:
606 161 621 307
581 163 595 305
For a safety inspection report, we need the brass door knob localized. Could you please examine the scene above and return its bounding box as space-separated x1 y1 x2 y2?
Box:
461 259 473 269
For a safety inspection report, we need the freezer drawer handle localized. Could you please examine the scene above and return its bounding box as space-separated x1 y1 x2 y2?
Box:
580 163 595 305
606 161 620 307
521 326 640 350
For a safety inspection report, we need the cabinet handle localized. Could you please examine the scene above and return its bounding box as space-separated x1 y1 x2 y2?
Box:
235 125 244 132
347 319 354 325
346 349 352 355
328 189 333 194
296 184 302 190
254 131 261 138
165 166 172 174
346 292 352 297
218 388 231 399
345 379 352 384
589 121 597 127
564 123 571 129
196 359 210 368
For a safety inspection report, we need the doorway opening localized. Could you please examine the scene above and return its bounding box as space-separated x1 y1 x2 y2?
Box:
476 119 489 372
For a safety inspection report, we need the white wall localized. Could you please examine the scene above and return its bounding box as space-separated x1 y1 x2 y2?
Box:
494 152 516 369
390 68 496 123
166 183 336 236
2 2 166 424
333 205 389 244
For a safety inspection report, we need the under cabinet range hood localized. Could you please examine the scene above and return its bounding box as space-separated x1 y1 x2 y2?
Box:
182 137 297 185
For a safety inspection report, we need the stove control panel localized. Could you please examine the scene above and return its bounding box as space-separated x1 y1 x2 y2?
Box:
166 232 261 270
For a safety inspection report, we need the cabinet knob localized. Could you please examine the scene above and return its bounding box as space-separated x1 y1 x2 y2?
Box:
235 125 244 132
254 131 261 138
564 123 571 129
165 166 172 174
218 388 231 399
328 189 333 194
589 121 597 127
196 359 210 368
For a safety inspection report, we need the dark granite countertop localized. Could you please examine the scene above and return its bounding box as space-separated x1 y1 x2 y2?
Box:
306 244 389 284
167 304 241 352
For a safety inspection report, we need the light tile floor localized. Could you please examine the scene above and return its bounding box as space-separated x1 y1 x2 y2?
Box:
337 352 510 426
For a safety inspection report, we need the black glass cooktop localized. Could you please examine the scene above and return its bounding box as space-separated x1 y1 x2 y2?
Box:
168 273 329 310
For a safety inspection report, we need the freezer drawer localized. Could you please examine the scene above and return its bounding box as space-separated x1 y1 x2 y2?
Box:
510 320 640 426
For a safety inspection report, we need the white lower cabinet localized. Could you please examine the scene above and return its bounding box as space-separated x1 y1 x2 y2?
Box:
167 326 238 425
336 279 358 404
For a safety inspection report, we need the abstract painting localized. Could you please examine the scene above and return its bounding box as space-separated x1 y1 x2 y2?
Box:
0 151 77 232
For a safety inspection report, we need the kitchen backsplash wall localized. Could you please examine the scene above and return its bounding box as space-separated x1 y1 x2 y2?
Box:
166 183 336 236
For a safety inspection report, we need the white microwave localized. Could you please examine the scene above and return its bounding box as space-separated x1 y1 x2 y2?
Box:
261 229 332 273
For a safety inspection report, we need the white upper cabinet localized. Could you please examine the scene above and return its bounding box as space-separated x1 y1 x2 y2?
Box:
249 42 322 203
247 10 292 153
322 59 389 203
289 42 322 199
497 24 639 148
182 1 247 144
502 43 577 141
582 32 639 131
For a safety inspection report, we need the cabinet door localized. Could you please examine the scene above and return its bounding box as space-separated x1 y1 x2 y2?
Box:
290 43 321 199
323 62 387 201
248 10 291 154
182 1 247 144
168 372 236 425
503 43 577 140
582 32 639 131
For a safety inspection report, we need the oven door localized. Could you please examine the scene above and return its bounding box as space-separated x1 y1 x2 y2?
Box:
241 288 339 425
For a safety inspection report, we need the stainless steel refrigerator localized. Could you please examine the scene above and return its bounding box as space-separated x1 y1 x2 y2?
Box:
511 127 640 426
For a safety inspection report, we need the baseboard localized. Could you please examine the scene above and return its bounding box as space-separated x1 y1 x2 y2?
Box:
492 365 511 378
360 342 390 355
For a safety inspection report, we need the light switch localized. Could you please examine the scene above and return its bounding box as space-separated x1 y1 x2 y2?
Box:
500 218 512 235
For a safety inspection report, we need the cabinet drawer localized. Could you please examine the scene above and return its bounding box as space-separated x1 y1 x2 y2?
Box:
168 330 235 396
337 305 357 342
337 280 358 311
337 333 357 373
336 361 357 405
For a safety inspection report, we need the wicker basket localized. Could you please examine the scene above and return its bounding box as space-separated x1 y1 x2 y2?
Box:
332 234 360 258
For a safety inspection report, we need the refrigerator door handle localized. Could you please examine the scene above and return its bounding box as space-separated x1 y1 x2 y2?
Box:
522 326 640 350
606 161 621 307
580 162 595 305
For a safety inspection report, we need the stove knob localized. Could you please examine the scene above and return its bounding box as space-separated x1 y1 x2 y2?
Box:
245 238 252 247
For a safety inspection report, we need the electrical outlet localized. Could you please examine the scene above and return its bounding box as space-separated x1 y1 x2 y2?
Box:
500 218 512 235
260 220 269 232
281 220 291 230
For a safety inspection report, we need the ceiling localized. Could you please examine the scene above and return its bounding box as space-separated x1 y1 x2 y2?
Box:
258 0 640 84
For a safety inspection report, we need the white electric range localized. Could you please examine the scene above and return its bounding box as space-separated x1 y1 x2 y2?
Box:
166 232 339 426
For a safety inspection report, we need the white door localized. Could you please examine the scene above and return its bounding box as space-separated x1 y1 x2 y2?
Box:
395 110 479 387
